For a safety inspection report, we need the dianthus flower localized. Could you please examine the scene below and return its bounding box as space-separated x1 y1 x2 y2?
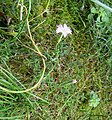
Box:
56 24 72 38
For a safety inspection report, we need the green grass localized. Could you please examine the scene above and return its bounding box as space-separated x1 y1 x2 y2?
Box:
0 0 112 119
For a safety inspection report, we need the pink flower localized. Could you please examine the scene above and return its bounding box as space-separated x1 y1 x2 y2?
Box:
72 80 77 84
56 24 72 38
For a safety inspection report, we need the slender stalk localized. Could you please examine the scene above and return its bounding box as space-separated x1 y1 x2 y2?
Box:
20 3 23 20
56 34 63 47
91 0 112 12
0 0 46 93
0 58 46 93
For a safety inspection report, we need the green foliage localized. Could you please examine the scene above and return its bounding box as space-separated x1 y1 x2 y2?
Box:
0 0 111 119
88 6 112 32
88 4 112 60
89 91 100 108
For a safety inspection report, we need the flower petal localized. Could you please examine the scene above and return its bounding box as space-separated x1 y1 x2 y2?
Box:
56 24 72 37
73 80 77 84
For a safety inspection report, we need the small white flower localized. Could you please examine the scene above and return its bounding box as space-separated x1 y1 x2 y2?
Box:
72 80 77 84
56 24 72 38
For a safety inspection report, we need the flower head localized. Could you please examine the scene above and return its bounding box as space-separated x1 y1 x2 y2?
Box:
56 24 72 38
72 80 77 84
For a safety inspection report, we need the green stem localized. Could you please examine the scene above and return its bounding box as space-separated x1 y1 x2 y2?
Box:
56 34 63 47
91 0 112 12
